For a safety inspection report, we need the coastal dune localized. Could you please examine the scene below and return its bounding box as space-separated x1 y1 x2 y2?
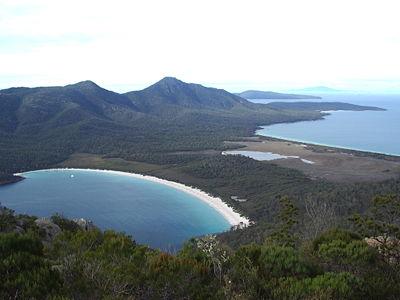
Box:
15 168 250 227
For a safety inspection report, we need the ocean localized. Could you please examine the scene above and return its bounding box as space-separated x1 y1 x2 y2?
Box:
0 169 230 250
254 94 400 156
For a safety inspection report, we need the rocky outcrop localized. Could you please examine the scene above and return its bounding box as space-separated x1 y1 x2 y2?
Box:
73 218 96 231
35 218 61 244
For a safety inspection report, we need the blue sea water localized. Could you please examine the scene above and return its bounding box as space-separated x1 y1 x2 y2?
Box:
254 94 400 156
0 169 230 250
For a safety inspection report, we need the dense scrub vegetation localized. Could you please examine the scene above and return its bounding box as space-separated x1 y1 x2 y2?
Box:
1 194 399 299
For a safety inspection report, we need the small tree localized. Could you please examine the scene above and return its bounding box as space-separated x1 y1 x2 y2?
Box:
180 235 229 281
266 196 299 247
0 204 17 232
351 194 400 264
303 197 337 240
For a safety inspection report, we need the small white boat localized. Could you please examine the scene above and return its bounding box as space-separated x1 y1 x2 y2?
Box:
70 174 75 178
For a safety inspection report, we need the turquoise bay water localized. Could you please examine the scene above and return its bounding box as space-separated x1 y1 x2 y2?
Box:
254 94 400 156
0 169 230 250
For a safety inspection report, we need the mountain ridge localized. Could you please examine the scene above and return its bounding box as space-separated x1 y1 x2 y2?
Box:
0 78 384 136
0 77 326 174
0 80 142 134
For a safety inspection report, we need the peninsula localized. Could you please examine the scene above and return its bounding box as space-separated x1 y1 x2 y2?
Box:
235 90 321 99
0 173 24 185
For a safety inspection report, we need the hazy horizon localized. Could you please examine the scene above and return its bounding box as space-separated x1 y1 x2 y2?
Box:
1 0 399 93
2 77 400 96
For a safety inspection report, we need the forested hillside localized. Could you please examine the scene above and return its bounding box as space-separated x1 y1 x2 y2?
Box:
0 77 382 175
0 78 326 174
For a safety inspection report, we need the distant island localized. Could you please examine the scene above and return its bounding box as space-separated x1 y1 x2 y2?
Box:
235 90 321 99
288 86 345 93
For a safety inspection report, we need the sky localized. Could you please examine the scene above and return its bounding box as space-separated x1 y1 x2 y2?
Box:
0 0 399 93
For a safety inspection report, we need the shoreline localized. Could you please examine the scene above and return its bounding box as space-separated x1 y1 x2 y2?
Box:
254 107 399 158
255 133 400 158
225 137 400 183
0 175 24 186
15 168 250 227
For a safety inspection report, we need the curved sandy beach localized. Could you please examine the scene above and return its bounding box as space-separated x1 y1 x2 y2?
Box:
15 168 250 227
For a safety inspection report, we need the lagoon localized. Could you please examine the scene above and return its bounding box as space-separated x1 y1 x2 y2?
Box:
222 150 314 164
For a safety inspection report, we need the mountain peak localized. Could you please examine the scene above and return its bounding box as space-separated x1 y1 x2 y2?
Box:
67 80 101 90
125 77 253 112
146 77 190 95
155 77 185 86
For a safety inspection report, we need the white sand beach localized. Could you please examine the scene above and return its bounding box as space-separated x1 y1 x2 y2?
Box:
16 168 250 227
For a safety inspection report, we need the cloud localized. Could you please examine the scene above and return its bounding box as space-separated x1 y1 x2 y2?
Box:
0 0 399 92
